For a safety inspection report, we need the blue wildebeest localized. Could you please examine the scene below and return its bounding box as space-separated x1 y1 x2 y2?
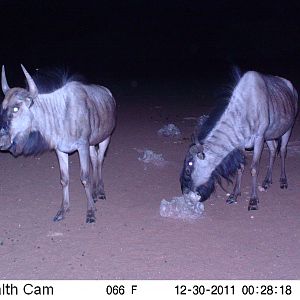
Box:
0 65 116 223
180 70 298 211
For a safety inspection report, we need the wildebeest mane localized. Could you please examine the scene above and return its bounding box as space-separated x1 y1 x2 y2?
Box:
30 67 86 94
196 148 245 201
197 67 243 142
197 99 230 142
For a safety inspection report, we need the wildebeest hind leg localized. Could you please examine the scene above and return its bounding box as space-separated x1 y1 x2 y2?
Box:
279 129 292 189
262 140 277 190
79 146 96 223
96 137 111 200
90 145 101 202
54 151 70 221
248 136 264 211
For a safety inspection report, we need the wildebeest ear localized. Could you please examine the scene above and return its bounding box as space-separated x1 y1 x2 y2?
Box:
190 142 204 153
190 143 205 159
25 96 34 108
190 144 199 155
197 152 205 160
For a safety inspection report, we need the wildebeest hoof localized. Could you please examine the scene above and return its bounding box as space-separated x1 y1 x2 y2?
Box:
280 178 288 189
248 198 259 211
86 210 96 223
53 215 64 222
92 190 106 202
53 208 69 222
262 179 272 190
98 193 106 200
226 194 237 204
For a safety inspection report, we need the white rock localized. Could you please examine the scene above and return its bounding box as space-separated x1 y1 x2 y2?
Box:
160 192 204 221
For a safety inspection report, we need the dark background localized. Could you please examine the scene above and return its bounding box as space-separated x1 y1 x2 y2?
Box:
1 0 300 94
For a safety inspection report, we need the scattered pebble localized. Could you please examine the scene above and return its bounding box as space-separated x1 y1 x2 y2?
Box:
137 149 167 167
157 123 181 137
183 116 197 120
47 232 63 237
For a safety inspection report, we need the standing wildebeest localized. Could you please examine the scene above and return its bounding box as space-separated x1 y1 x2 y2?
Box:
0 65 116 223
180 71 298 211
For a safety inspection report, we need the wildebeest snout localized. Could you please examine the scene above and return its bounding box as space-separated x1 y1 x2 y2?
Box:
0 132 11 150
0 127 6 136
0 106 12 150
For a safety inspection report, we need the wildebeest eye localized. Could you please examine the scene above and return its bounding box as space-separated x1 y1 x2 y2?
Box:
185 160 193 176
13 107 19 113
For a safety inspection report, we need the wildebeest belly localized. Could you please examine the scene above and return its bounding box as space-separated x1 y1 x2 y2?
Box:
87 97 116 145
264 106 296 140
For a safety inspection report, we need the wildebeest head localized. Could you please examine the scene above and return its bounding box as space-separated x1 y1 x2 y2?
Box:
180 142 214 201
180 141 245 202
0 65 39 156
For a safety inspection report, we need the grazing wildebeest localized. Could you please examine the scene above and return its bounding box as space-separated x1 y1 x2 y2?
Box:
0 65 116 223
180 70 298 211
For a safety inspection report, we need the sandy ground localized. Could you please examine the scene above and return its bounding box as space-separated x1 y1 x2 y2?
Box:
0 81 300 280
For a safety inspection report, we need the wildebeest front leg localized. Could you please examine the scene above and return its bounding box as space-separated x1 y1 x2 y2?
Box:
279 129 292 189
53 150 70 221
78 145 96 223
249 136 265 211
262 140 277 190
226 164 244 204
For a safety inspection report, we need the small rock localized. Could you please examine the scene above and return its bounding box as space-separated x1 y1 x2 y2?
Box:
160 192 204 220
258 185 266 192
157 124 181 137
138 149 167 167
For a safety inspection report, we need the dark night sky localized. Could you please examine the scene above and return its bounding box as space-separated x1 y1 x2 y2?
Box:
1 0 300 82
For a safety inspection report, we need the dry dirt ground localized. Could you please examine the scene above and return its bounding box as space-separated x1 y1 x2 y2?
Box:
0 81 300 280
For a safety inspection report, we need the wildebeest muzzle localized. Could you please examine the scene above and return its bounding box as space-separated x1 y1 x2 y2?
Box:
0 107 12 150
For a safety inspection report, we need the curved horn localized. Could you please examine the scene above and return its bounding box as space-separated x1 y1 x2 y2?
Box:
1 65 10 95
21 64 38 98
